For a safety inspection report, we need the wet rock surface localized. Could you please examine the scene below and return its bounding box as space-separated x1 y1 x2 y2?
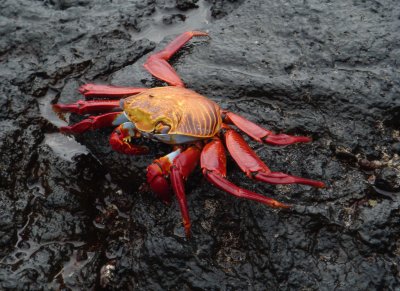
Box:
1 0 400 289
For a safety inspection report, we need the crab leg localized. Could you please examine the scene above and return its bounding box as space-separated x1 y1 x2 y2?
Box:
147 146 201 237
78 84 146 99
201 138 291 208
170 146 201 237
53 100 121 116
60 112 128 134
144 31 209 87
223 111 312 145
224 128 325 188
109 122 149 155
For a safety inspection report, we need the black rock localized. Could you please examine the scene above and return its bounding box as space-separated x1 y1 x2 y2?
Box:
375 167 400 193
1 0 400 290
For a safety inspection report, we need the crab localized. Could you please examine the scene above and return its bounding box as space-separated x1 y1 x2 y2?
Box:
53 31 325 237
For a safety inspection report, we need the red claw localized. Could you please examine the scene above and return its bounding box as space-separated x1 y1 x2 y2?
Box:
146 147 201 237
147 163 173 204
109 125 149 155
146 151 179 204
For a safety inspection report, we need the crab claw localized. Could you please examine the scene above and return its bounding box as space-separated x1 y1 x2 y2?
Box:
109 124 149 155
146 150 181 204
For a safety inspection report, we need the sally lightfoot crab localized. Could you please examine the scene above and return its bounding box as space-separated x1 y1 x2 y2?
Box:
53 31 325 237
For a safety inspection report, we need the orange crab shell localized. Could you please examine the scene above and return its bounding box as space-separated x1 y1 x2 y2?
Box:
123 86 222 138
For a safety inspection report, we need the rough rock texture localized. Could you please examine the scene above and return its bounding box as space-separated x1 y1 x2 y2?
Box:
1 0 400 290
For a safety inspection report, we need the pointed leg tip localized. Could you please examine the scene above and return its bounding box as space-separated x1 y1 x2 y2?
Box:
59 126 73 134
300 179 326 188
298 136 312 143
52 104 67 121
275 202 292 209
185 230 191 239
78 83 92 94
192 31 209 37
264 134 312 145
184 223 191 239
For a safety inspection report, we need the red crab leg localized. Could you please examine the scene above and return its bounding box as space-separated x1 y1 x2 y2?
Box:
53 100 121 116
60 112 127 134
109 123 149 155
223 111 312 145
79 84 146 98
201 138 291 208
144 31 209 87
170 146 201 237
224 128 325 188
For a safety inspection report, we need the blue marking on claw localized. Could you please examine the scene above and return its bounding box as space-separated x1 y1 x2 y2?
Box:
121 122 136 136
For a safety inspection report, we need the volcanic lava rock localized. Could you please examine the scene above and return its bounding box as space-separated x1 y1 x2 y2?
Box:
1 0 400 290
375 167 400 193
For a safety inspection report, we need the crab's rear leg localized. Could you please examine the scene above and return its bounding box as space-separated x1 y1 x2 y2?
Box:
147 146 201 237
223 111 312 146
144 31 209 87
201 138 291 208
224 128 325 188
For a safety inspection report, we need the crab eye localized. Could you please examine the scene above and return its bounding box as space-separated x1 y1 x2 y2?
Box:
155 122 171 134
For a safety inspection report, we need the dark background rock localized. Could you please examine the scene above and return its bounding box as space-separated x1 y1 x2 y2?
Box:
1 0 400 290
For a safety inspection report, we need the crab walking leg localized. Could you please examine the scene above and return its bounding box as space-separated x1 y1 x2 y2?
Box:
223 111 312 145
109 122 149 155
201 138 291 208
78 84 146 99
60 112 128 134
224 129 325 188
53 100 121 116
144 31 209 87
170 146 201 237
